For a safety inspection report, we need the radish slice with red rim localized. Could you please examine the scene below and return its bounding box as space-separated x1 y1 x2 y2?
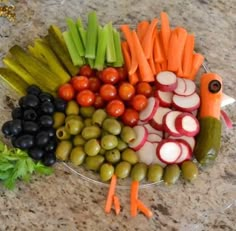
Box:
136 141 155 165
169 135 195 151
139 97 159 122
152 143 167 167
163 110 182 136
143 123 163 137
183 79 196 96
129 125 148 151
147 133 162 143
155 71 177 92
154 90 173 107
174 77 186 95
175 140 192 164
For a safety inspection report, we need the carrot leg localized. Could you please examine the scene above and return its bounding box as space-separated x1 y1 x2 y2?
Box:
130 181 139 217
105 174 117 213
113 195 121 215
137 200 153 218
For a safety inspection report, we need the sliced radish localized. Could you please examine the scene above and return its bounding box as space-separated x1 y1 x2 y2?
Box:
183 79 196 96
147 133 162 143
155 71 177 92
192 110 198 117
175 112 200 137
149 106 172 130
221 93 236 107
129 125 148 151
143 123 163 137
169 135 195 151
175 140 192 164
156 139 182 164
154 90 173 107
163 110 182 136
152 143 167 167
220 110 233 129
139 97 159 122
172 93 200 112
136 141 155 165
174 77 186 95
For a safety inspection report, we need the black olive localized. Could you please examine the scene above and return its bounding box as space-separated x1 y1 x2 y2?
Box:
39 115 54 127
28 147 45 160
26 85 42 96
23 121 39 134
39 92 54 103
23 109 38 121
208 80 222 93
2 120 22 137
11 107 23 119
18 96 25 108
35 131 50 147
46 128 56 138
2 121 14 137
21 94 39 109
42 152 56 166
54 98 67 112
44 139 57 152
40 101 55 115
14 134 34 149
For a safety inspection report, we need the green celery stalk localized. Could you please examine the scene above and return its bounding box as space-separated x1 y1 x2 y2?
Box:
112 29 124 67
76 17 84 29
78 27 87 48
66 18 85 56
106 22 116 63
94 26 108 70
85 12 98 59
63 31 84 67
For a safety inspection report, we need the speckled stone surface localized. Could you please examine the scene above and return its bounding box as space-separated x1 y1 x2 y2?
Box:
0 0 236 230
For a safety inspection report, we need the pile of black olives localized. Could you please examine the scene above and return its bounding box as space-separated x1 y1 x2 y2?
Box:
1 85 67 166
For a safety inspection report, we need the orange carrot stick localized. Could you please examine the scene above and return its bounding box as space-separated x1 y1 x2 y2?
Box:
113 195 121 215
132 30 155 82
120 25 138 75
137 200 153 218
153 30 165 63
130 181 139 217
137 21 149 42
189 53 204 80
155 62 162 74
105 175 117 213
148 32 157 75
141 18 158 59
160 12 171 58
161 61 167 71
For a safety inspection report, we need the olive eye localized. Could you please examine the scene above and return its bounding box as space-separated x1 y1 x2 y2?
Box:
208 80 221 93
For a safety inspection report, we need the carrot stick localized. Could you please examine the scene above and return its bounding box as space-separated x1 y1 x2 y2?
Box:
148 32 157 75
137 200 153 218
130 181 139 217
113 195 121 215
155 62 162 74
120 25 138 75
189 53 204 80
121 41 139 85
160 12 171 58
161 61 167 71
132 30 155 82
153 30 165 63
137 21 149 42
105 174 117 213
141 18 158 59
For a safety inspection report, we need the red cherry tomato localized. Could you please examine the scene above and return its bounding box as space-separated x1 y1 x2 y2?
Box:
106 100 125 117
79 65 94 77
101 67 120 84
136 82 153 97
131 94 148 111
76 89 95 107
58 83 75 101
116 67 128 81
71 76 89 91
94 94 105 109
88 77 101 92
100 84 117 101
118 82 135 101
121 108 139 127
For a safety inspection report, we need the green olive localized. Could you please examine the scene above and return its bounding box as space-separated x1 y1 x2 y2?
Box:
92 109 107 126
163 164 180 185
70 146 86 166
80 106 95 118
99 148 106 155
56 126 71 140
101 134 118 150
81 125 101 140
117 138 128 151
53 112 65 129
65 119 84 135
131 163 147 182
120 126 136 143
84 155 104 171
105 148 120 164
84 139 101 156
73 135 86 146
65 114 83 123
55 140 72 161
181 161 198 181
147 164 163 183
101 130 110 137
115 161 131 179
84 118 93 127
65 100 79 115
102 118 121 135
99 163 114 181
121 148 138 165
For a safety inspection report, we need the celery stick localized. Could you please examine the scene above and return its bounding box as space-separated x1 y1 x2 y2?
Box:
85 12 98 59
106 22 116 63
66 18 85 56
78 27 87 48
112 29 124 67
94 26 108 70
77 17 84 29
63 31 84 67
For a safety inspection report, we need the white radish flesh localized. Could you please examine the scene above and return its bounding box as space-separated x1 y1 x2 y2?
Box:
169 135 195 151
183 79 196 96
174 77 186 95
154 90 173 107
143 123 163 137
147 133 162 143
152 143 167 167
155 71 177 92
129 125 148 151
150 106 171 130
163 110 182 136
136 141 155 165
175 140 192 164
139 97 159 122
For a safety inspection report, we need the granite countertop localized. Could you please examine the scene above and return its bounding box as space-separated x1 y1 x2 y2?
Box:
0 0 236 230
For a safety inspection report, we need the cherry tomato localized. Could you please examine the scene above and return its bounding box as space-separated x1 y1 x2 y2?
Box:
58 83 75 101
116 67 128 81
100 84 117 101
76 89 95 107
106 100 125 117
118 82 135 101
121 108 139 127
101 67 120 84
71 76 89 91
79 65 94 77
88 77 101 92
131 94 148 111
136 82 153 97
94 94 105 109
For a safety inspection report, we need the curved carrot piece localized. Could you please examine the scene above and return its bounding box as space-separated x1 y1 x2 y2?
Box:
167 30 178 71
113 195 121 215
189 53 204 80
137 21 149 41
199 73 222 120
130 181 139 217
105 174 117 213
153 30 165 63
155 62 162 73
137 200 153 218
160 12 171 58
